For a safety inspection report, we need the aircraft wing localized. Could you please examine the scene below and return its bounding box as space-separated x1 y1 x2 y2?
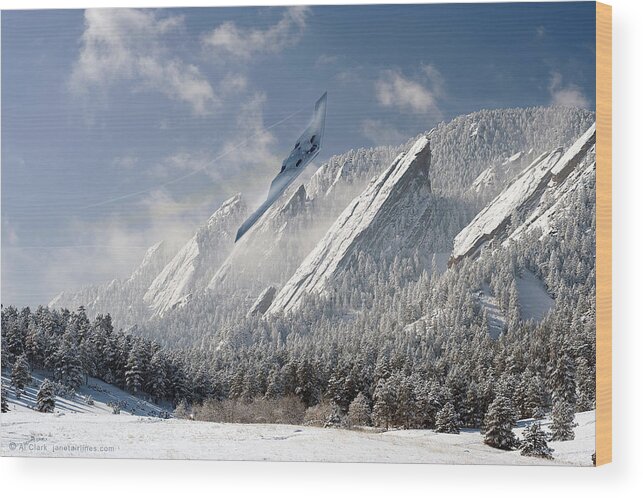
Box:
235 93 327 242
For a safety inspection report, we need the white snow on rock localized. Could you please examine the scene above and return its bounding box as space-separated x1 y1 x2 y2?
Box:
453 150 562 261
248 286 277 316
550 123 596 180
267 135 432 316
468 150 532 197
469 166 498 194
127 240 166 284
144 194 246 317
48 292 65 308
451 123 596 264
507 149 596 242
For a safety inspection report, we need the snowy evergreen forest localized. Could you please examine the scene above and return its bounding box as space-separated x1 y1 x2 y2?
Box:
2 106 596 456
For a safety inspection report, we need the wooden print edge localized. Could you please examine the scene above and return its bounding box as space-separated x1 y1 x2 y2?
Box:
595 1 612 467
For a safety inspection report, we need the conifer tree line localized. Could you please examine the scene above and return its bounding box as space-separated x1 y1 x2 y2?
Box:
1 306 195 405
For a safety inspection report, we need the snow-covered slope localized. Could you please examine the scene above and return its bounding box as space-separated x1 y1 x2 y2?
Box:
451 123 596 264
467 149 536 203
1 370 167 417
128 241 166 284
267 135 432 315
477 284 506 339
507 133 596 243
144 194 247 317
515 269 555 321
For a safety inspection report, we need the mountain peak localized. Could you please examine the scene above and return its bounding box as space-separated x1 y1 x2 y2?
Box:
450 123 596 265
266 135 432 316
143 194 248 317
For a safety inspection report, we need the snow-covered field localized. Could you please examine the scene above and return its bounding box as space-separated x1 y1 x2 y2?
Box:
1 401 595 465
1 370 594 465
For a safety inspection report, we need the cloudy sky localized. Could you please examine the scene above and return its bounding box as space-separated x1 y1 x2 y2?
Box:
1 3 596 307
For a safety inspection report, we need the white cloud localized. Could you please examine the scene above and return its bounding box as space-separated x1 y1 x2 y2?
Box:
375 66 443 114
421 63 445 96
202 7 309 60
315 54 338 67
219 73 248 94
548 72 590 109
130 92 280 205
336 68 362 85
360 119 405 146
70 9 216 115
215 93 282 206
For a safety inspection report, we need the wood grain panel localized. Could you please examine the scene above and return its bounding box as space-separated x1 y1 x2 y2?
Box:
595 1 612 467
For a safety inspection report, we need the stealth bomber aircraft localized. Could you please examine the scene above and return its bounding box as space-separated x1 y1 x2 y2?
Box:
235 92 327 242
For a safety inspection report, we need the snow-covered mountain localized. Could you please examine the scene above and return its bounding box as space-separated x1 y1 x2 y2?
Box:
144 194 247 317
48 238 173 327
467 149 536 201
267 135 432 315
451 123 596 265
208 184 313 294
48 106 596 344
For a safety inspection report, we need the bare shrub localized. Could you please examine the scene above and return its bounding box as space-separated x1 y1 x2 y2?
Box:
193 395 305 425
303 400 334 427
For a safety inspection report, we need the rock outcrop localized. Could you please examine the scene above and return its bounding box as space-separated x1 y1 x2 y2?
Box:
144 194 247 316
450 123 596 265
267 135 432 315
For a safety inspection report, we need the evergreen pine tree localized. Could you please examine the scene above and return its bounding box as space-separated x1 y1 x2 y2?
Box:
4 320 25 362
372 378 395 430
550 400 577 441
241 370 260 400
324 403 345 428
435 401 461 434
147 351 167 403
575 357 595 412
55 334 84 389
520 422 554 459
1 382 9 412
265 369 284 398
394 375 416 428
549 348 577 406
347 392 371 427
125 344 145 393
462 382 482 428
36 379 56 413
523 373 548 419
11 353 31 398
229 369 245 399
483 393 519 450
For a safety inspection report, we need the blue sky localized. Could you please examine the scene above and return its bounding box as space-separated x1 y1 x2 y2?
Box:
1 3 596 307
